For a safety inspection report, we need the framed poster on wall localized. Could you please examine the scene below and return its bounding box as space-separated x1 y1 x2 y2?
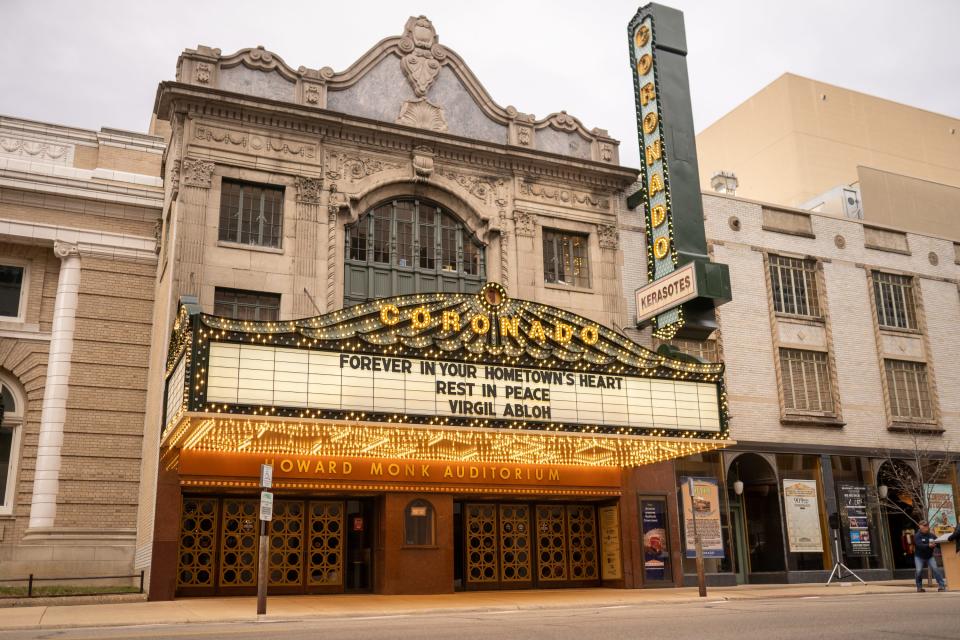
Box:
680 476 724 559
782 479 824 553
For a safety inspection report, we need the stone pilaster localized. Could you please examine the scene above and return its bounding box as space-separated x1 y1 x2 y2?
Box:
174 157 215 299
293 176 323 317
28 241 80 529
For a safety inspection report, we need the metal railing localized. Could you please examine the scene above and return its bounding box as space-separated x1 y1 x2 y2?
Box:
0 570 144 598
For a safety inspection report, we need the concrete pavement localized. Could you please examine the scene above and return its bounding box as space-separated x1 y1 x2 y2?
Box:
0 581 921 632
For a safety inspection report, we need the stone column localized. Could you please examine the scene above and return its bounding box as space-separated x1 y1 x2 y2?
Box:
29 241 81 529
174 157 215 299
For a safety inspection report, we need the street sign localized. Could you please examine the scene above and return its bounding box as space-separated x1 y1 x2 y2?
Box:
260 491 273 522
260 463 273 488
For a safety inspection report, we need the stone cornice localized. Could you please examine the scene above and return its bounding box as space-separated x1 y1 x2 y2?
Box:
0 164 163 209
154 83 638 192
0 217 157 263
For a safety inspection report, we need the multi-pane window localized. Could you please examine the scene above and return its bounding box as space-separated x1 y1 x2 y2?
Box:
343 199 486 306
218 180 284 248
0 265 24 319
873 272 918 330
779 348 834 413
657 338 719 363
214 288 281 322
884 359 934 421
543 230 589 288
769 255 820 317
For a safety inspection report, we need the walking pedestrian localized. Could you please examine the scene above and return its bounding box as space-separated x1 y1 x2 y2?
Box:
914 520 946 592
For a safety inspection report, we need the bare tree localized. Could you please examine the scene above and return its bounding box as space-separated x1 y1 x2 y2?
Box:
877 432 957 530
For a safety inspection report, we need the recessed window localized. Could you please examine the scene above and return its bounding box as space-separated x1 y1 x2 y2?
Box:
343 199 486 306
884 359 933 422
873 272 917 330
0 376 24 511
214 288 281 322
404 499 435 546
0 265 25 319
218 180 284 248
769 255 820 317
543 230 589 288
780 348 834 413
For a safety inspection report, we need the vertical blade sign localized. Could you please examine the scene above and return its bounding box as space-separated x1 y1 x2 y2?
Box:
630 12 681 339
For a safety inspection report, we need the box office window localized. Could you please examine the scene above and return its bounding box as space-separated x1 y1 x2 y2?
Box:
873 272 917 331
884 359 934 422
0 265 25 320
769 255 820 317
214 288 281 322
779 348 834 414
543 230 589 288
404 499 435 546
218 180 284 248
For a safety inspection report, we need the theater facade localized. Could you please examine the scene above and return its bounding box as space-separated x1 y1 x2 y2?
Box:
152 284 729 597
131 15 735 598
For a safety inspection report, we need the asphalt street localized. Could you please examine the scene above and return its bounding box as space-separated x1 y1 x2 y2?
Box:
6 591 958 640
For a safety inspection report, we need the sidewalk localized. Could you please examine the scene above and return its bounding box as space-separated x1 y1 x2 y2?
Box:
0 581 919 631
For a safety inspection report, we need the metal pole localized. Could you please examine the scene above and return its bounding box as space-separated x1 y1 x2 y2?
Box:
139 570 145 594
688 479 707 597
257 518 268 615
28 574 33 598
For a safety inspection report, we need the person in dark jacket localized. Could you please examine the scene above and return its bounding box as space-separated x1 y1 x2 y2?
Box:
914 520 946 592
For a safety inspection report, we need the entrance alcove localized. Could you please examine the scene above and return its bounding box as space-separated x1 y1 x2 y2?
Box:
727 453 786 581
877 460 920 571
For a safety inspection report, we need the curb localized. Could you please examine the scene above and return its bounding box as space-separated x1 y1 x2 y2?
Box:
0 586 923 632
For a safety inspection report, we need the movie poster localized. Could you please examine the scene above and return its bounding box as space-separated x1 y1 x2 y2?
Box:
837 482 874 557
924 483 957 536
783 479 824 553
640 499 670 580
680 476 724 558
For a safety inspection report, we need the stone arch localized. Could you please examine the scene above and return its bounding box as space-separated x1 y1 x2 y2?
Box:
347 179 495 243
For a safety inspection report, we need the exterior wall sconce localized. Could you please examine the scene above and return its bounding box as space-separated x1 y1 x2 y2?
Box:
733 480 744 496
878 484 889 500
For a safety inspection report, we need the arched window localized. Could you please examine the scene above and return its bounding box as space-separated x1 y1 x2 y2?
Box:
0 373 25 514
344 199 486 306
404 499 435 546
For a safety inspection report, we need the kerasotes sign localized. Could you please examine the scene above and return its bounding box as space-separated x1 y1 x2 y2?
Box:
635 262 697 323
206 345 721 432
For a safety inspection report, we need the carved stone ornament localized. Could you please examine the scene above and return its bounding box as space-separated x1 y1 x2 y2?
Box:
195 62 211 84
599 143 614 162
412 146 435 180
181 158 215 188
399 15 447 97
304 84 322 105
0 136 70 161
518 179 609 211
597 224 619 249
514 211 536 237
295 176 323 204
53 240 79 259
396 98 448 132
169 159 181 199
516 126 532 146
324 151 403 181
194 124 317 159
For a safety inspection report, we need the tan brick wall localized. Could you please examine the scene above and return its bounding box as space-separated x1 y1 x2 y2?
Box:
699 192 960 452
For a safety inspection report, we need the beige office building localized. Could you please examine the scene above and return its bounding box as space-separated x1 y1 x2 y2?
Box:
695 73 960 240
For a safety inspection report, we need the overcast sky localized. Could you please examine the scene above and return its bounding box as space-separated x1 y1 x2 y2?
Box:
1 0 957 168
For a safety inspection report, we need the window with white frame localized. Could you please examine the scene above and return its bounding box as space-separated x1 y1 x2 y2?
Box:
779 348 834 414
884 359 934 422
0 375 24 511
769 255 820 317
873 272 918 330
0 264 25 320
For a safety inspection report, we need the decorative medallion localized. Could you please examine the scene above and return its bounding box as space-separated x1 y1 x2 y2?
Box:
399 15 446 97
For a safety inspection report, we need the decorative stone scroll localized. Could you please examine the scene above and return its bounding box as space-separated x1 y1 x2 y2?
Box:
324 151 403 181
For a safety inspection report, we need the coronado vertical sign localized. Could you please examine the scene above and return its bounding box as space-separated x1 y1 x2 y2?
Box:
630 11 682 338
